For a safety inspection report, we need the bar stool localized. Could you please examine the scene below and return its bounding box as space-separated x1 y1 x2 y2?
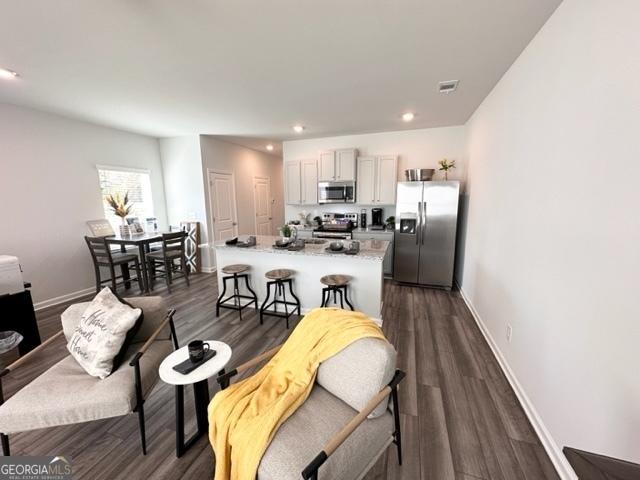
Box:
260 269 301 329
216 264 258 320
320 275 355 311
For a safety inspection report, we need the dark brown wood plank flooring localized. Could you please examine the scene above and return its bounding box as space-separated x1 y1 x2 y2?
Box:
2 274 559 479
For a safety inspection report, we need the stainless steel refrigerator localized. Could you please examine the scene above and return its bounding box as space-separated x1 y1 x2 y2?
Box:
393 181 460 289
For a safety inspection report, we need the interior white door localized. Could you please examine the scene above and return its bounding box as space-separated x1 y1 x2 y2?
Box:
376 155 398 204
208 171 238 242
253 176 273 235
318 151 335 181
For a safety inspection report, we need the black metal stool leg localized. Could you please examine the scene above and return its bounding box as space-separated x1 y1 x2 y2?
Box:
216 276 229 317
260 281 272 324
234 274 243 321
287 279 301 315
279 281 289 329
338 288 344 309
343 285 355 311
321 288 327 307
243 274 258 308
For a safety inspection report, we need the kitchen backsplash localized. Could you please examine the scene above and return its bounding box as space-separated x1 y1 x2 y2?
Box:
286 204 396 225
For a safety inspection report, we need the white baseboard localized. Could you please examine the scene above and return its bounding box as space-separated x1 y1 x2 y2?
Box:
33 287 95 311
457 286 577 480
200 266 216 274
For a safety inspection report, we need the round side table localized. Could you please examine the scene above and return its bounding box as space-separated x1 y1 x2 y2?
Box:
159 340 232 457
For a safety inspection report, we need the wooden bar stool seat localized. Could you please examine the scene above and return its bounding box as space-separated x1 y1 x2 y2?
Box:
320 274 354 311
222 264 250 275
265 269 294 280
216 265 257 320
260 269 300 329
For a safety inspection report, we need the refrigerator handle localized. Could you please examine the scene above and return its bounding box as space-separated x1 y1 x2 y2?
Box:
422 201 427 245
416 202 422 245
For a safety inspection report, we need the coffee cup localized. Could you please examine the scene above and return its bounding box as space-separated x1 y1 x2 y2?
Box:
188 340 210 363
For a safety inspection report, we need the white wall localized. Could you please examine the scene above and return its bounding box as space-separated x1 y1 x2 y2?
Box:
159 136 209 267
0 103 167 305
462 0 640 474
282 126 467 222
199 136 284 264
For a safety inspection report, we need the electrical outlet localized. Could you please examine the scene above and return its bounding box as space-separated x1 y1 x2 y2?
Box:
506 324 513 343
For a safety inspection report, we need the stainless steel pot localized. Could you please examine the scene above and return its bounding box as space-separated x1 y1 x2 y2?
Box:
404 168 435 181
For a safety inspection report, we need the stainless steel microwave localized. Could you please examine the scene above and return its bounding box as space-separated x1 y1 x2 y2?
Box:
318 181 356 204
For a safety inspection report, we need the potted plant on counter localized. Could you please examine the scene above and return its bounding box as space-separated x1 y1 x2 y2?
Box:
106 192 133 236
385 216 395 230
280 224 292 239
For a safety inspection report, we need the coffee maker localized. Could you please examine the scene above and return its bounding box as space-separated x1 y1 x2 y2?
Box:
371 208 384 230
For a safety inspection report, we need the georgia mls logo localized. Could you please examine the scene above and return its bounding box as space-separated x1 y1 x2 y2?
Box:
0 455 72 479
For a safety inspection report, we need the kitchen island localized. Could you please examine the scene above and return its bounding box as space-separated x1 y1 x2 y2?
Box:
212 235 390 322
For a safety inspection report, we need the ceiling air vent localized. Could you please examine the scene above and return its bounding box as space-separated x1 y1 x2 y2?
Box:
439 80 459 94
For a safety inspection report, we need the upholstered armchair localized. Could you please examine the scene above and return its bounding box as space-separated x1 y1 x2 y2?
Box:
216 337 405 480
0 296 178 456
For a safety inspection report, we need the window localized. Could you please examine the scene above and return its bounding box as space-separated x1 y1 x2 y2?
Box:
97 165 154 230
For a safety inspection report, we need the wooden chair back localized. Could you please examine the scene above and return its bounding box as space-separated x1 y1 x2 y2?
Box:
162 231 186 258
85 236 113 265
86 219 114 237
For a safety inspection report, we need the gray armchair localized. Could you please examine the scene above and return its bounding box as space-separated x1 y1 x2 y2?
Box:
0 296 178 456
216 337 405 480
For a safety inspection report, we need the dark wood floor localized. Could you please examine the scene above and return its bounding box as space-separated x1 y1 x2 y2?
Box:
2 274 559 479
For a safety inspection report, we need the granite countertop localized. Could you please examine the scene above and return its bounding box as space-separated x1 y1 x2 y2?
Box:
213 235 389 261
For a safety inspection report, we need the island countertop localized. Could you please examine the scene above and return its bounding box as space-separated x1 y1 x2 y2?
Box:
212 235 389 322
214 235 389 261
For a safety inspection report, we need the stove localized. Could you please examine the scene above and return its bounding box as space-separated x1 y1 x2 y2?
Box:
312 213 357 239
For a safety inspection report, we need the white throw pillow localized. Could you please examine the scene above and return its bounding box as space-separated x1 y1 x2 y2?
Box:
67 287 142 379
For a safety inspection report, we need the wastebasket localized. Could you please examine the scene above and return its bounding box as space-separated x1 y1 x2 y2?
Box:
0 331 23 368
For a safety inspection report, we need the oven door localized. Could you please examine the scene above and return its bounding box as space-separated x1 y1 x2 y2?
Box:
312 231 353 240
318 181 355 204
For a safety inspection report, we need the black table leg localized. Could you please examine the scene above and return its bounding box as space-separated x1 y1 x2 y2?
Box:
175 379 210 458
138 243 149 293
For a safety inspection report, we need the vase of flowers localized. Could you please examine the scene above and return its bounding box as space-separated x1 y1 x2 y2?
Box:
106 192 133 236
438 159 456 180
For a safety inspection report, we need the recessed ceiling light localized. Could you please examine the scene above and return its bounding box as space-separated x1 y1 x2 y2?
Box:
292 125 305 133
439 80 459 94
402 112 415 122
266 144 274 151
0 68 19 80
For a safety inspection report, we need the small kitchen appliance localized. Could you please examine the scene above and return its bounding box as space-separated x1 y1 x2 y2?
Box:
360 209 367 228
371 208 384 230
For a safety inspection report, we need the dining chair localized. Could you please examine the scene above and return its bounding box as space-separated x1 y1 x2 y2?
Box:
85 236 144 293
146 232 190 293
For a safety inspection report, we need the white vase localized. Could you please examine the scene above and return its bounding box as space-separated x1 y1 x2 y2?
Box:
119 224 130 237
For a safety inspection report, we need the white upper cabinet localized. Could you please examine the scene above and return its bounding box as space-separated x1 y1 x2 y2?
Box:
318 151 336 181
376 155 398 204
301 158 318 205
335 149 357 181
318 148 357 181
285 160 302 205
356 156 376 204
285 159 317 205
356 155 398 205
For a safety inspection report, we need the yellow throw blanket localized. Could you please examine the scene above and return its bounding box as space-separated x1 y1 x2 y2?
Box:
208 308 385 480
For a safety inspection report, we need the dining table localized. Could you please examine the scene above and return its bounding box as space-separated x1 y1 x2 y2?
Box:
106 231 169 293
